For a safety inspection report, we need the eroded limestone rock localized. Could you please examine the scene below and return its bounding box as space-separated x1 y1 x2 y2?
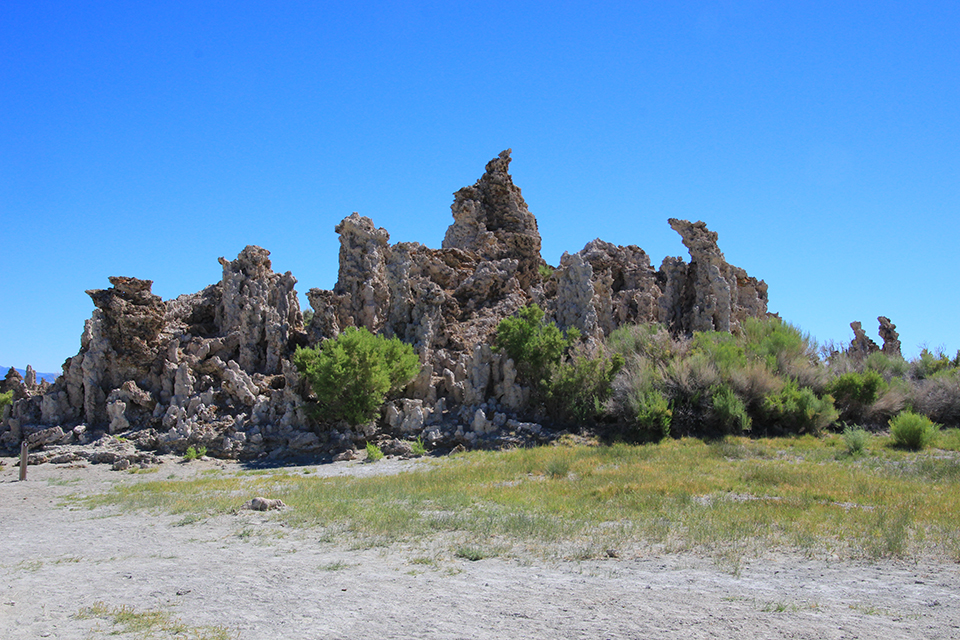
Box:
659 219 768 335
878 316 902 358
443 149 542 288
848 321 881 360
4 150 773 459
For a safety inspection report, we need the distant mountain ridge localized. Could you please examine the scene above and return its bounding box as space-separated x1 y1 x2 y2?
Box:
1 366 59 384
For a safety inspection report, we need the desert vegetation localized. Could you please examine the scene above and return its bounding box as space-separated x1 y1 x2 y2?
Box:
283 305 958 449
488 308 958 445
293 326 420 427
493 304 623 425
84 431 960 569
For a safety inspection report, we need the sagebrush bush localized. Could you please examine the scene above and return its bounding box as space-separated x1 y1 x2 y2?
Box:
842 425 869 455
294 326 420 426
603 316 956 438
727 361 782 411
544 348 624 424
889 411 940 450
607 317 848 437
608 358 671 440
691 332 746 374
862 351 910 380
0 390 12 410
760 379 837 435
607 323 679 366
911 372 960 427
663 352 720 402
868 380 910 424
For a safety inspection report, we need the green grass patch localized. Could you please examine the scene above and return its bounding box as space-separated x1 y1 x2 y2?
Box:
76 601 236 639
81 437 960 564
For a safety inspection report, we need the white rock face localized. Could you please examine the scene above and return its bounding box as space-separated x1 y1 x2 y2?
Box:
659 218 768 335
217 245 301 375
106 399 129 434
555 252 598 336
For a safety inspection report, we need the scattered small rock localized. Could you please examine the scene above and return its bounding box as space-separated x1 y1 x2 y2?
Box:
242 497 287 511
49 453 82 465
333 449 357 462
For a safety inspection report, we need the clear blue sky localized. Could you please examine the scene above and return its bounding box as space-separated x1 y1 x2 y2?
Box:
2 1 958 373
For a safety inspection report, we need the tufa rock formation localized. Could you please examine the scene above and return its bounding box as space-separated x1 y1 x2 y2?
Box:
2 150 769 461
847 321 881 360
878 316 902 358
846 316 902 361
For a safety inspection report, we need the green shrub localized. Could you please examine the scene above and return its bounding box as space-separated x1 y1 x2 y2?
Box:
294 327 420 426
841 425 869 455
691 332 746 374
630 390 672 441
710 384 752 433
544 349 624 424
537 264 554 279
183 445 206 462
0 390 12 410
411 437 427 457
365 442 384 461
742 317 822 389
828 370 886 423
862 351 909 379
829 371 885 406
493 305 579 388
495 304 636 427
760 380 837 435
890 411 940 450
608 357 671 440
912 349 955 380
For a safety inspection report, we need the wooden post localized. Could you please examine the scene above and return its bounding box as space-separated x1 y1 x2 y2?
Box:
19 441 28 481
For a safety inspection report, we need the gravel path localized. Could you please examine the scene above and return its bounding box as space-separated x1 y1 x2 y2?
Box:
2 457 959 639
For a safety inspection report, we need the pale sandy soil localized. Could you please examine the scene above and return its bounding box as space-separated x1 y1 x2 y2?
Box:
2 457 959 639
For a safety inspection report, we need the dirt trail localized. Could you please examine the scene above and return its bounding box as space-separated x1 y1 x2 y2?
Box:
2 458 959 639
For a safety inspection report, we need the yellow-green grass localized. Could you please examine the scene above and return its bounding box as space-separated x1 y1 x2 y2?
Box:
76 601 236 639
81 435 960 564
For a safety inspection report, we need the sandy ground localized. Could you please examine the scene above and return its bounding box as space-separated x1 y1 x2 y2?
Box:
2 456 959 640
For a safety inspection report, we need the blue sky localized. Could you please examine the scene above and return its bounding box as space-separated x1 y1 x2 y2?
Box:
2 1 958 373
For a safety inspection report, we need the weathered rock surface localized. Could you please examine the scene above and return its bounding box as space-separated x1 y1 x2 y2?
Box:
659 219 768 335
878 316 902 358
845 316 903 361
848 321 881 360
443 149 543 288
3 150 770 459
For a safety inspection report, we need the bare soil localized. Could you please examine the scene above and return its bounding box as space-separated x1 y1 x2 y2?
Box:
2 457 959 639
